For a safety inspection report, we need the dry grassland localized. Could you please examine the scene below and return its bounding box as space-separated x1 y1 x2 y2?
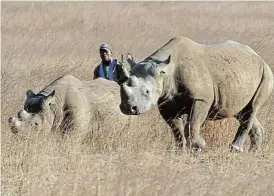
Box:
1 2 274 196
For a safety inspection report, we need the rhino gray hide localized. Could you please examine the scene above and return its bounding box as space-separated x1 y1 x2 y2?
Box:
120 36 274 152
9 75 130 139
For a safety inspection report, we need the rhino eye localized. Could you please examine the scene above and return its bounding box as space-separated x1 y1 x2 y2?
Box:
25 106 30 112
144 90 150 97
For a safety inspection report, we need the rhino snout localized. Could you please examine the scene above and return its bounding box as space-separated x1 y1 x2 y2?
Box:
120 103 139 115
130 106 139 114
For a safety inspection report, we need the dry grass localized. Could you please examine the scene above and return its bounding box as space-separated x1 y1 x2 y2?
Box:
1 2 274 196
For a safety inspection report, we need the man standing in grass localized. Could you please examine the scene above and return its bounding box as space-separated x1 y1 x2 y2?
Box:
93 43 129 85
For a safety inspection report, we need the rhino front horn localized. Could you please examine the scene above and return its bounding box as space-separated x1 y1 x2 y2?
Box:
8 117 21 133
18 110 31 120
121 84 133 96
129 75 139 87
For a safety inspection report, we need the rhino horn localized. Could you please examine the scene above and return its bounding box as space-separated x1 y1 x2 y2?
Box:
121 83 133 96
17 110 31 120
126 53 136 69
8 117 21 133
129 75 139 87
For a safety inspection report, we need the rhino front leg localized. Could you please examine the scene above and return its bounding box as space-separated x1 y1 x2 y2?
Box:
72 112 91 142
186 100 212 149
168 116 188 150
159 107 187 150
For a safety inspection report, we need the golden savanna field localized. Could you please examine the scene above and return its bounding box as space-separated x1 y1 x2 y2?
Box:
1 2 274 196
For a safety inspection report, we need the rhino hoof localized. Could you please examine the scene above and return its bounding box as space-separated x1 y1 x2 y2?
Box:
248 146 261 153
230 144 244 152
198 138 206 148
193 138 206 149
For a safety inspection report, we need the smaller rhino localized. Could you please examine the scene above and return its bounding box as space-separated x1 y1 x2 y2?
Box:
9 75 129 138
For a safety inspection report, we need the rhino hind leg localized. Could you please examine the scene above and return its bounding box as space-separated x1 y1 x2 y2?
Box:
248 117 263 152
232 63 272 153
231 119 250 152
232 107 264 152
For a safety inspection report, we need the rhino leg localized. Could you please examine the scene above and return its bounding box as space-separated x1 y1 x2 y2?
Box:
231 123 248 152
248 117 263 152
186 100 211 149
169 117 187 150
232 111 255 152
159 106 187 150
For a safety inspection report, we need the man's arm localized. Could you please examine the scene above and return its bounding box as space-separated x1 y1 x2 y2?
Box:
116 62 129 85
93 66 99 80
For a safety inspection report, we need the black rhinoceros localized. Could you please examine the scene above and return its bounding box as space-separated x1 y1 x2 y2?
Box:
9 75 130 138
120 36 274 152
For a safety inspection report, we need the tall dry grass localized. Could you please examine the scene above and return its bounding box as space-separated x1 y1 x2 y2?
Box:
1 2 274 196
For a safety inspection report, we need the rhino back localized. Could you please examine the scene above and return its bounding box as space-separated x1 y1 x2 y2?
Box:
82 78 129 131
201 42 264 115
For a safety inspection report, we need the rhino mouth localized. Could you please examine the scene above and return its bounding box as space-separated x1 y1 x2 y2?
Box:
119 103 140 115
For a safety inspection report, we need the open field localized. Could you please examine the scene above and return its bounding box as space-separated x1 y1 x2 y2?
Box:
1 2 274 196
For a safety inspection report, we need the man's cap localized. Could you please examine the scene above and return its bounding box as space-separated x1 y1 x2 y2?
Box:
99 43 112 52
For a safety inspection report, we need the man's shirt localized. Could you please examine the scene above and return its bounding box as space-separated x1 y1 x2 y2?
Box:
93 59 129 85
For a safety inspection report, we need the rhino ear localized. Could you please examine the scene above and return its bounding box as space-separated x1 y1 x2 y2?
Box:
44 90 56 105
47 89 55 98
26 89 35 98
158 55 171 75
164 55 171 64
126 53 136 69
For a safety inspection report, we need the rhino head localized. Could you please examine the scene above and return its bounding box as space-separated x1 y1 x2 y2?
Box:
120 55 172 115
9 89 56 135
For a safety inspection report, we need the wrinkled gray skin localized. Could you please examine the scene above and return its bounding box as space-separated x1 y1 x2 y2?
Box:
120 36 274 152
9 75 128 138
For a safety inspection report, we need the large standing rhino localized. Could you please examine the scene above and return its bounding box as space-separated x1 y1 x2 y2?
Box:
8 75 130 138
120 36 274 152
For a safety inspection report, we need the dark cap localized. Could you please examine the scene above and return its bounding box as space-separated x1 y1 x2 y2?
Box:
99 43 112 53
